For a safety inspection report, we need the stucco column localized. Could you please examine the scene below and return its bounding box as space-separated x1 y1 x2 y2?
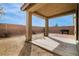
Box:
73 14 76 36
73 4 78 40
26 11 32 41
45 18 49 36
76 4 78 40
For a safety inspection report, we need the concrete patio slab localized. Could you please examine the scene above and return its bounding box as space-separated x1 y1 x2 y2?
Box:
32 37 60 51
31 34 78 56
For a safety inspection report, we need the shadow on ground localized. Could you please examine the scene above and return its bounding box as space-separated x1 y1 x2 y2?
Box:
19 41 32 56
48 36 78 56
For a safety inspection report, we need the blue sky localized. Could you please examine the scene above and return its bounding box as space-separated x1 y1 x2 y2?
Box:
0 3 74 27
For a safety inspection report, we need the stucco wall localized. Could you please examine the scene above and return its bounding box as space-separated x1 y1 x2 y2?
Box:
0 24 74 36
0 24 43 36
49 26 74 35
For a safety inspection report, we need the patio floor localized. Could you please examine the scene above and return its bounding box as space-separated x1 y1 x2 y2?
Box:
0 33 78 56
32 34 78 56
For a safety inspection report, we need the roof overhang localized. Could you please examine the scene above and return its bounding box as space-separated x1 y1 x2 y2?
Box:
21 3 77 19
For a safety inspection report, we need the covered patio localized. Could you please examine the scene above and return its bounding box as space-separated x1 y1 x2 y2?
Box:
21 3 78 56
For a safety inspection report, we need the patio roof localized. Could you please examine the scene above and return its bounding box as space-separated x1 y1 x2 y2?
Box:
20 4 78 56
21 3 77 48
21 3 76 19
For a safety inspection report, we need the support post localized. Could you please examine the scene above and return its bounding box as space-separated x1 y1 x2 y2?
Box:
45 18 49 36
75 4 78 40
26 11 32 41
73 14 76 36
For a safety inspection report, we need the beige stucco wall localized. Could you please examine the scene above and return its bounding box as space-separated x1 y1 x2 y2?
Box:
0 24 74 36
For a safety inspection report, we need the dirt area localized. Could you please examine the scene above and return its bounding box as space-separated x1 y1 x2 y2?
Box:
0 35 25 56
0 34 54 56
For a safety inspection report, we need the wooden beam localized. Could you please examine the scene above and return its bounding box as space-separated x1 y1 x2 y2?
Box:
48 10 76 19
28 4 46 12
33 11 47 19
21 3 30 11
21 3 36 11
33 10 75 20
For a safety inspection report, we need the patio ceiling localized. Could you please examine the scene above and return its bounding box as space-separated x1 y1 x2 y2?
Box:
21 3 77 19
